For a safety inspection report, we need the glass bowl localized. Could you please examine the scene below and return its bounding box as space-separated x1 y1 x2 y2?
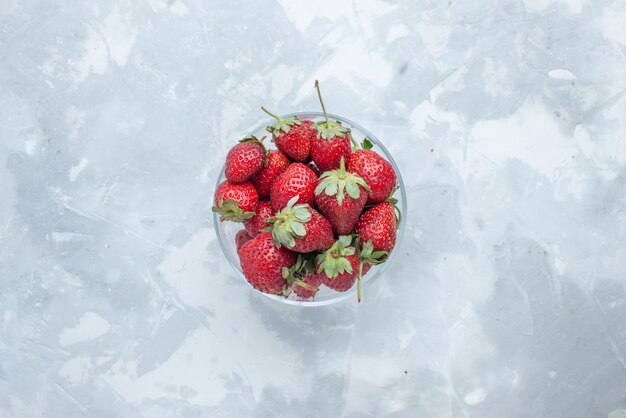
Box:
213 112 407 306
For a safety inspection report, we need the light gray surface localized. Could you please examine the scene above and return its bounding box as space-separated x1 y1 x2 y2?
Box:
1 0 626 417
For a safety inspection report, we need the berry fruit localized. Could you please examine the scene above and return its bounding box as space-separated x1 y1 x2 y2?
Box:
244 200 274 237
238 232 296 295
315 158 369 235
310 81 352 172
262 107 315 162
212 180 259 222
224 136 266 183
270 162 317 211
348 147 396 204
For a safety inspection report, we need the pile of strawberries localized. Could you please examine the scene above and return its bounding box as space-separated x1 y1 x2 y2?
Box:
213 81 401 302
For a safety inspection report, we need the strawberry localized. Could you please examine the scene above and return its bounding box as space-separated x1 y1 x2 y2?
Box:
310 81 352 172
292 271 323 299
354 198 401 301
251 150 290 198
265 196 334 253
224 136 266 183
310 134 352 173
238 232 296 295
315 236 359 292
235 229 252 251
355 202 398 253
347 142 397 204
212 180 258 222
244 201 274 237
270 162 317 211
281 254 321 300
315 158 369 235
262 107 315 162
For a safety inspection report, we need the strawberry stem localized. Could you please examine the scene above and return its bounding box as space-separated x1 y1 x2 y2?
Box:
314 80 329 126
349 134 359 151
261 106 282 121
339 157 346 179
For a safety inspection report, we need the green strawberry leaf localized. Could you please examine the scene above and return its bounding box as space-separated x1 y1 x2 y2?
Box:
283 254 319 293
362 137 374 150
338 235 352 247
239 135 265 144
345 182 359 199
371 251 387 259
286 195 299 207
293 207 311 222
337 182 346 205
314 120 350 140
360 240 373 258
265 197 312 249
325 182 338 197
212 199 255 222
357 239 389 265
316 236 356 279
338 258 352 274
291 221 306 237
282 267 291 279
262 107 302 136
313 158 369 205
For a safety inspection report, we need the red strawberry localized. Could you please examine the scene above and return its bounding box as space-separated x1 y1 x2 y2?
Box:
282 254 321 300
315 158 369 235
270 162 317 211
354 200 400 302
265 196 334 253
244 201 274 237
293 271 323 299
224 136 266 183
235 229 252 251
347 145 397 204
212 180 258 222
262 107 315 162
238 232 296 295
310 81 352 172
316 236 359 292
310 135 352 172
251 150 290 198
355 202 398 253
